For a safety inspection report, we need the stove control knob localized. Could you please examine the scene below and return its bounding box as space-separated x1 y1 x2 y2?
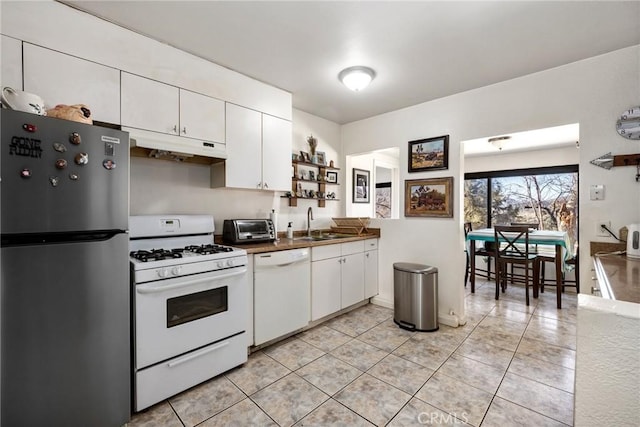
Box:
217 261 225 269
171 266 182 276
157 268 169 278
226 259 234 267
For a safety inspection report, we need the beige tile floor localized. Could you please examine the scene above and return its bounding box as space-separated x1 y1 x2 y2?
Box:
129 278 577 427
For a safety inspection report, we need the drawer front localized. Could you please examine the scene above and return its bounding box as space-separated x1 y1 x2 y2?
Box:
312 243 341 261
364 238 378 251
135 333 247 411
341 240 365 256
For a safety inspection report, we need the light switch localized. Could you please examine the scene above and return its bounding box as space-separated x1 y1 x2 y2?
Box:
590 184 605 200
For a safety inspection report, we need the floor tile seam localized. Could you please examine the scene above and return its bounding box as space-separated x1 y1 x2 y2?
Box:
191 397 276 427
356 333 414 354
264 343 328 372
410 388 485 427
294 354 367 395
503 370 575 397
492 389 573 426
165 399 188 427
297 334 355 353
247 371 332 425
325 397 378 427
510 349 576 374
478 396 572 427
521 331 577 352
362 353 435 397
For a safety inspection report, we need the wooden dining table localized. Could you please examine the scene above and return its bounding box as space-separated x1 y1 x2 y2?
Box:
466 228 572 309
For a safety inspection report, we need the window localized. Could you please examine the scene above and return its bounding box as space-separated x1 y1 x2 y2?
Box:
464 165 578 249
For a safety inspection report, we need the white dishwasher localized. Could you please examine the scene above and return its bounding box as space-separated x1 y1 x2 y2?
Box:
254 248 311 346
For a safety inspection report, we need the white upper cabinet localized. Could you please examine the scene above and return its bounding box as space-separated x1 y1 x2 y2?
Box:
179 90 225 143
1 36 22 90
121 72 224 143
23 43 120 124
213 104 291 191
262 114 292 191
121 72 179 134
223 103 262 189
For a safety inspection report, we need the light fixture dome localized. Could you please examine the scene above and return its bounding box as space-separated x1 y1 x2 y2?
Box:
338 66 375 91
488 135 511 151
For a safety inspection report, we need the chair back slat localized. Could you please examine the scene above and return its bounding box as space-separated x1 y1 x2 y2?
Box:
494 225 531 259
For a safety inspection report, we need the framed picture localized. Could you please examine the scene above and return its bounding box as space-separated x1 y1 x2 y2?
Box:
326 171 338 183
300 151 311 163
292 153 299 161
408 135 449 172
316 151 326 165
308 170 315 181
352 168 370 203
404 177 453 218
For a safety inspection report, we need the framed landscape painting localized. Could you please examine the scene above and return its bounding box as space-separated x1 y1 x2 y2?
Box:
404 177 453 217
408 135 449 172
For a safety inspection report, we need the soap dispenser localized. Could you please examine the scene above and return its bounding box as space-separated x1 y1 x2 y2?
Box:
286 222 293 239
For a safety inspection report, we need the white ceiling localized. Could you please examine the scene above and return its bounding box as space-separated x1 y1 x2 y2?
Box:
63 1 640 125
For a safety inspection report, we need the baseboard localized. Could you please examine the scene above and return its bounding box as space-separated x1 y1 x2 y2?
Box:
372 296 466 328
370 295 393 309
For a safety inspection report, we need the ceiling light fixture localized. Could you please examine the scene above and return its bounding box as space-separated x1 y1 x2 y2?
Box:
488 135 511 151
338 66 376 92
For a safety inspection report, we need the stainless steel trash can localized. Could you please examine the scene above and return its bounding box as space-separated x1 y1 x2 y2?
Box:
393 263 438 332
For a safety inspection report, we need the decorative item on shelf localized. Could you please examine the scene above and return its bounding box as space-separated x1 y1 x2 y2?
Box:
326 171 338 183
327 192 336 199
301 170 308 180
317 173 324 182
309 170 315 181
308 189 316 198
307 135 318 163
329 160 335 168
316 151 326 165
404 176 454 218
292 153 299 161
317 191 325 199
352 168 370 203
408 135 449 172
285 191 293 198
300 151 311 163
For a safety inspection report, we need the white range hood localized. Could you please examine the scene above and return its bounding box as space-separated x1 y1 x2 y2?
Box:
124 127 227 161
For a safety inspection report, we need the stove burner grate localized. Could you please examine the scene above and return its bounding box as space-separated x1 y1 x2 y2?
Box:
130 249 183 262
184 244 234 255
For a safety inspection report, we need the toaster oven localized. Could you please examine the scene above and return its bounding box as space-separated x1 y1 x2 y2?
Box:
222 219 276 244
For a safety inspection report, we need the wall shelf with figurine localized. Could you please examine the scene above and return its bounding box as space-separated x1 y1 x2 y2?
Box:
287 159 340 207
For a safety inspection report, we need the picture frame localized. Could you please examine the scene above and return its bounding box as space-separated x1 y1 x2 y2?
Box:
316 151 326 165
352 168 370 203
292 153 299 161
300 151 311 163
326 171 338 183
408 135 449 172
404 176 453 218
308 170 315 181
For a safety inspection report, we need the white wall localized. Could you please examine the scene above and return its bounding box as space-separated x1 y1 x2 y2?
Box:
464 145 579 173
342 45 640 325
131 108 342 233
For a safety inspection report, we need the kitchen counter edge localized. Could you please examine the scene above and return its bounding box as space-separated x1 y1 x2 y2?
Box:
215 228 380 254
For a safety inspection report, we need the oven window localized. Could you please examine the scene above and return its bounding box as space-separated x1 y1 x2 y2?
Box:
166 287 228 328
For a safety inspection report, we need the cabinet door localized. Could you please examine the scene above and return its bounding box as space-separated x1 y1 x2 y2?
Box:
262 114 292 191
1 35 22 90
121 72 179 134
23 44 120 124
179 89 224 143
364 250 379 299
341 252 365 309
311 258 341 321
224 103 262 189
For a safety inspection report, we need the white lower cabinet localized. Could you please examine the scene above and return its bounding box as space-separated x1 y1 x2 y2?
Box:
311 240 369 321
364 238 379 299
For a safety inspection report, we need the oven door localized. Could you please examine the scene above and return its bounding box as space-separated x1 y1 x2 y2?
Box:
135 266 247 369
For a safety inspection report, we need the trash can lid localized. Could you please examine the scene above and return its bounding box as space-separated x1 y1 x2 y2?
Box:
393 262 437 274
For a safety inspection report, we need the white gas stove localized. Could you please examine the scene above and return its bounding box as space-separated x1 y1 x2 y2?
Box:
129 215 249 411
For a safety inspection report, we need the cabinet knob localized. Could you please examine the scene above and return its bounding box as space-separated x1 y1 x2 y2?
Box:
182 126 187 134
257 183 261 188
264 182 269 189
591 286 601 295
366 253 369 258
172 125 178 133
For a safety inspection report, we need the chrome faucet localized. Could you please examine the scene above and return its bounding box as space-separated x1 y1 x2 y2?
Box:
307 207 314 237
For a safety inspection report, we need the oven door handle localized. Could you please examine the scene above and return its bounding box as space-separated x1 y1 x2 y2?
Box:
136 268 247 294
166 340 230 368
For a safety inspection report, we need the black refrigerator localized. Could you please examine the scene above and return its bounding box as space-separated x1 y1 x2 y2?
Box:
0 109 130 426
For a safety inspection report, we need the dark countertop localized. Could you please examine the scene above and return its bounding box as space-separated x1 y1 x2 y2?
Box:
593 253 640 304
215 228 380 254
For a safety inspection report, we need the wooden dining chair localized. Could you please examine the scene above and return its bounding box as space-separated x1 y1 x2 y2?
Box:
494 225 540 306
539 243 580 293
464 222 497 284
509 222 539 282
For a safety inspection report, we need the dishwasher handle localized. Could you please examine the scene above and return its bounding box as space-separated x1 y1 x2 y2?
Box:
255 249 310 269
